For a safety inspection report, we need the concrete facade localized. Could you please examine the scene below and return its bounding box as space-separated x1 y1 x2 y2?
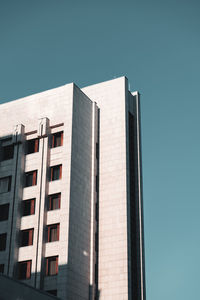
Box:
0 274 60 300
0 77 145 300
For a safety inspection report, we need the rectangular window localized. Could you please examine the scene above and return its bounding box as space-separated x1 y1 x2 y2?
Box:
25 170 37 187
46 290 57 296
0 264 4 274
0 203 9 221
51 132 63 148
20 229 34 247
18 260 32 280
46 256 58 276
0 176 11 194
47 224 60 242
50 165 62 181
96 175 99 193
96 142 99 159
22 199 35 216
1 144 14 161
26 139 39 154
48 193 61 211
0 233 7 251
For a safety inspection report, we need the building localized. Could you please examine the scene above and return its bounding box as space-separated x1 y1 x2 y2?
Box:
0 273 61 300
0 77 145 300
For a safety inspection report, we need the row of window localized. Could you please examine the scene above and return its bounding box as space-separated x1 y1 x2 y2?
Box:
25 165 62 187
0 132 63 162
20 223 60 247
0 193 61 222
0 164 62 194
0 223 60 251
17 256 59 280
0 263 57 296
22 193 61 216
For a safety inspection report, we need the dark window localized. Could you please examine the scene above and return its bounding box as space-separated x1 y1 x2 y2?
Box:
95 232 98 252
20 229 34 247
0 176 11 194
25 170 37 187
46 256 58 276
0 204 9 221
47 224 60 242
96 175 99 192
18 260 31 280
26 139 39 154
1 137 12 144
22 199 35 216
96 143 99 159
50 165 62 181
48 193 61 211
95 263 98 285
2 144 14 161
51 132 63 148
0 233 7 251
46 290 57 296
0 264 4 274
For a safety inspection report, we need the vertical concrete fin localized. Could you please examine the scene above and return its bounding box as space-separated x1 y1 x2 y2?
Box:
38 117 50 137
13 124 25 143
89 102 98 300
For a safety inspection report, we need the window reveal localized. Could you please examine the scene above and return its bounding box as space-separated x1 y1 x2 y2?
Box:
47 224 60 242
25 170 37 187
51 132 63 148
22 199 35 216
0 233 7 251
50 165 62 181
0 203 9 221
0 264 4 274
18 260 32 280
48 193 61 210
46 256 58 276
20 229 34 247
1 144 14 161
26 139 39 154
0 176 11 194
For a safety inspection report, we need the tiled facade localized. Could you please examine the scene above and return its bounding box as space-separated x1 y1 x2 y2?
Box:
0 77 145 300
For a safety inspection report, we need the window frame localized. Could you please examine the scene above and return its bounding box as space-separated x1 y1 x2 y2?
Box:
20 228 34 247
50 165 62 181
48 193 61 211
18 260 32 280
26 138 39 155
46 290 57 296
45 256 58 276
51 131 63 148
0 233 7 251
47 223 60 243
25 170 37 187
0 176 12 194
22 198 35 216
1 144 14 161
0 264 4 274
0 203 9 221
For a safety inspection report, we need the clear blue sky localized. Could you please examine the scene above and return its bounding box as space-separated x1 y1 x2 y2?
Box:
1 0 200 299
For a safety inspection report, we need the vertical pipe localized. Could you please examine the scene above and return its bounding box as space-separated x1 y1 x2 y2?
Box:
7 142 19 275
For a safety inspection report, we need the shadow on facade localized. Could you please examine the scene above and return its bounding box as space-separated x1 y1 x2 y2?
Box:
0 272 60 300
0 267 100 300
